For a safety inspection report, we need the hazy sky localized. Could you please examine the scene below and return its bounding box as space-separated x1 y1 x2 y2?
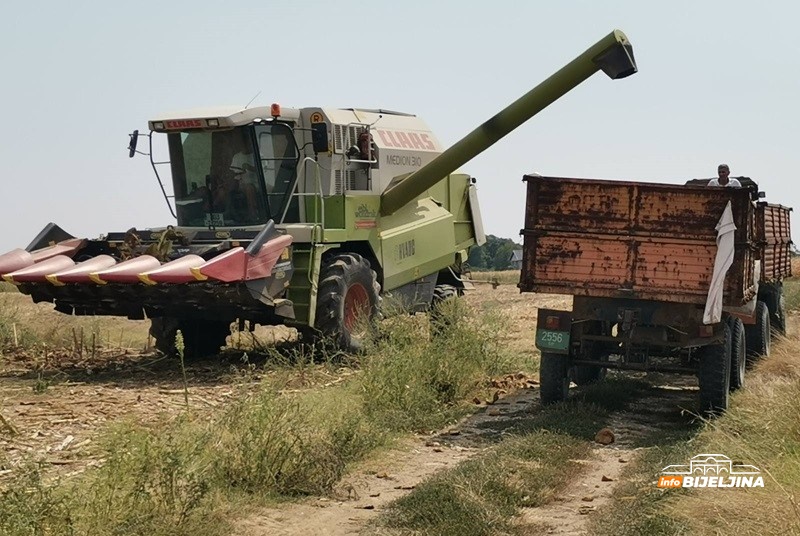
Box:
1 1 798 253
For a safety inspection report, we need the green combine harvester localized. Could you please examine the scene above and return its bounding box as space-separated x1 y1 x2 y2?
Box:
0 30 637 356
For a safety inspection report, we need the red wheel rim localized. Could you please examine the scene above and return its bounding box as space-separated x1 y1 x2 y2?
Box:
344 283 370 331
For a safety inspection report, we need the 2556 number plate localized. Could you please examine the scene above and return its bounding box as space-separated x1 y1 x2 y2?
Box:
536 329 570 353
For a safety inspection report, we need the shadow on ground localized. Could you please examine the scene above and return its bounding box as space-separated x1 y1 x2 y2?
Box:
429 373 703 450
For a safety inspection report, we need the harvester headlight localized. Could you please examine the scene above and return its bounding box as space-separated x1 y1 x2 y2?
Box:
207 118 220 127
152 121 164 130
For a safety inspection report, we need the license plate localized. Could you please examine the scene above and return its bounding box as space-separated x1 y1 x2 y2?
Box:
536 329 570 353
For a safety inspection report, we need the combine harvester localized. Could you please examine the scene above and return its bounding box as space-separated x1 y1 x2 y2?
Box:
1 31 638 357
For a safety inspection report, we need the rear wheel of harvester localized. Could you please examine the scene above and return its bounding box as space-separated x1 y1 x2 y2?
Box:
430 284 460 335
726 316 746 391
697 325 731 416
314 253 381 352
540 352 570 404
150 317 231 358
744 300 770 364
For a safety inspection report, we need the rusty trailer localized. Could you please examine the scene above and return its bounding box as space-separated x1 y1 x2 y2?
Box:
520 174 792 416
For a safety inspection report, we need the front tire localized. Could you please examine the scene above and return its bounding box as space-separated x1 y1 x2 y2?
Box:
314 253 381 352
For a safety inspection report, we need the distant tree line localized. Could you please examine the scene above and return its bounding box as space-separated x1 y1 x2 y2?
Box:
468 235 521 271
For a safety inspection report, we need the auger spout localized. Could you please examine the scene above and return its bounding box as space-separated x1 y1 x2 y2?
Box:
380 29 637 216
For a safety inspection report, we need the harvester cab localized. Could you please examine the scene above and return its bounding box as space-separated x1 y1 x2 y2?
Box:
140 105 447 230
1 30 638 357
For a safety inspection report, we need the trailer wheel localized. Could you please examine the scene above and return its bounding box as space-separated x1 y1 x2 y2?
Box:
697 325 731 416
150 317 230 358
570 365 606 386
744 300 770 363
315 253 381 352
727 316 746 391
773 293 786 335
762 283 786 335
540 352 570 404
569 322 608 386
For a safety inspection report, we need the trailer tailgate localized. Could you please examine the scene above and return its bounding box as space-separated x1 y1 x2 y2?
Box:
519 175 756 305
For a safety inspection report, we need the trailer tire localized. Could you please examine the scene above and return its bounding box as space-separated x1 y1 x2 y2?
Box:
773 293 786 335
762 283 786 336
540 352 570 404
697 325 731 416
727 316 746 391
745 300 770 363
315 253 381 352
570 365 606 386
150 317 230 358
569 322 608 386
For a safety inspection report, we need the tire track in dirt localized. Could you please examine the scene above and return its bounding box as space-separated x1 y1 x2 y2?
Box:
236 376 700 536
516 375 700 535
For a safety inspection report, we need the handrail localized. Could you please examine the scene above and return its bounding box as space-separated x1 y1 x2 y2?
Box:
148 133 178 219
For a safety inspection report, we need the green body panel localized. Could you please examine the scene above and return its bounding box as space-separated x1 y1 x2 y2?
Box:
285 242 334 326
379 198 457 290
319 195 345 229
312 182 471 293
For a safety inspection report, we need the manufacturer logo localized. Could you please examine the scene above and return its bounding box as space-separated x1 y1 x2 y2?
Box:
165 119 203 129
355 203 377 219
657 454 764 488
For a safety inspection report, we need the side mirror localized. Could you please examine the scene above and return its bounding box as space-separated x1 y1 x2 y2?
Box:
128 130 139 158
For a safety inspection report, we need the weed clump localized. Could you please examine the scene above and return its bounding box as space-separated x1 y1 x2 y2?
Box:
0 462 74 536
361 297 519 432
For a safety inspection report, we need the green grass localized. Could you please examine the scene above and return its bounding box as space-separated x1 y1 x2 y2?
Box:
0 296 532 536
378 431 589 536
784 278 800 312
361 298 523 432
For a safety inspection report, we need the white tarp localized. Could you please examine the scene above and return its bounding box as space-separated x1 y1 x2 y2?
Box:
703 201 737 324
